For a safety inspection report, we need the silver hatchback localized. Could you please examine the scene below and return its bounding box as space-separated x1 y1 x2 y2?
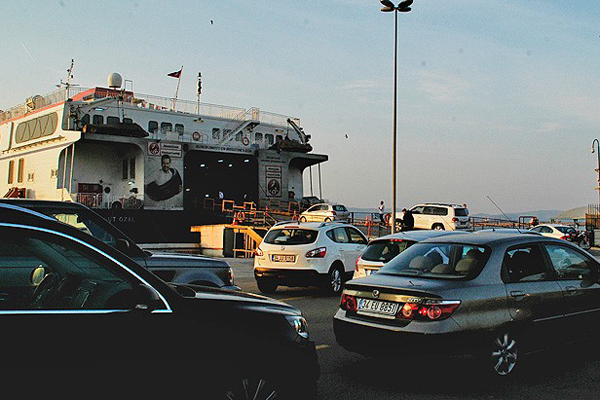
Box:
334 231 600 378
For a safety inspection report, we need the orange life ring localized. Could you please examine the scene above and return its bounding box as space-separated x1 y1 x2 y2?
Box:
242 137 250 146
192 131 201 141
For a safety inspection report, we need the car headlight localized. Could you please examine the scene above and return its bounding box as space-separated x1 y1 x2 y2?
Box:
286 315 309 339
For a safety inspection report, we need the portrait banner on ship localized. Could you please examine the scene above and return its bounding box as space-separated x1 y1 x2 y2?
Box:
144 142 184 210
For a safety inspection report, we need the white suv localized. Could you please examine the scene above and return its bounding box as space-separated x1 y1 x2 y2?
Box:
254 221 368 294
396 203 470 231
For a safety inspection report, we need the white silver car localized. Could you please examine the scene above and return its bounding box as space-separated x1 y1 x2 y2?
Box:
396 203 470 230
354 230 467 279
529 224 576 240
254 221 367 294
299 203 350 222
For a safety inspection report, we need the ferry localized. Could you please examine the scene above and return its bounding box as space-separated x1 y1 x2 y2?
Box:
0 70 328 243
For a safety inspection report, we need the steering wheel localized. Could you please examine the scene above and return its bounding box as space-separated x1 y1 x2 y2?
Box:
30 273 60 309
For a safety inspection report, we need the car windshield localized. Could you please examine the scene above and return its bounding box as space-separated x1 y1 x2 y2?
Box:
454 208 469 217
264 228 318 245
361 239 415 263
378 242 490 280
333 205 347 212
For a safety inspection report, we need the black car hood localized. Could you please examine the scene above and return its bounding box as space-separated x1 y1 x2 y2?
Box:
169 283 299 315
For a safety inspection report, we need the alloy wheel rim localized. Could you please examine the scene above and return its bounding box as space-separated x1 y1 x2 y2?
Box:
226 378 277 400
491 332 518 376
331 269 342 292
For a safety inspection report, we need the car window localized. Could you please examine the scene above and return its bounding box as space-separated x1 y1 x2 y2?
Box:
555 226 575 235
333 205 347 212
502 245 550 283
544 244 593 280
531 226 543 232
423 206 436 215
361 240 413 262
327 227 349 243
345 227 367 244
306 205 318 212
411 206 424 214
433 207 448 216
53 212 118 247
541 226 553 234
264 228 318 245
0 228 137 310
454 208 469 217
379 242 490 280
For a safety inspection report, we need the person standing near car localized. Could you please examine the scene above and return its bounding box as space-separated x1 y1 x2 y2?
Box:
378 200 385 225
401 208 414 231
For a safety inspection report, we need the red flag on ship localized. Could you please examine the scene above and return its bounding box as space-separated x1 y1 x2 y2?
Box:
167 68 182 78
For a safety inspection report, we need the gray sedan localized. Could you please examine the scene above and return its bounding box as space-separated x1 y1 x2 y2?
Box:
334 231 600 378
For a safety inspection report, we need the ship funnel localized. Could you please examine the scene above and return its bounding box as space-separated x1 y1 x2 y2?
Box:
108 73 123 89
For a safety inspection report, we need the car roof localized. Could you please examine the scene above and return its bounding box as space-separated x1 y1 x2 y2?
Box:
371 229 467 243
270 220 349 230
479 228 542 235
417 231 564 246
0 198 91 211
413 202 466 208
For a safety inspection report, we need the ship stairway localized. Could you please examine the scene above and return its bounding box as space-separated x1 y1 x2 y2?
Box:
219 120 260 145
219 107 261 145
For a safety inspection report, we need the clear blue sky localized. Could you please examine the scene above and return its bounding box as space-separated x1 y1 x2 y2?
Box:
2 0 600 214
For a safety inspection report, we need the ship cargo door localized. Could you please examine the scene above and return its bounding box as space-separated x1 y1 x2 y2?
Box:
183 150 258 210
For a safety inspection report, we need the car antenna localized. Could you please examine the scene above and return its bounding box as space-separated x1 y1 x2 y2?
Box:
487 196 521 233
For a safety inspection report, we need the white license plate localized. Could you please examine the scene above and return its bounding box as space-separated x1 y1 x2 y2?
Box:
357 298 398 319
272 254 295 262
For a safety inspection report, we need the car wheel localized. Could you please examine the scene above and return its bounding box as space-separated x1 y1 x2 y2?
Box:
323 265 344 295
580 239 591 250
324 217 332 222
223 376 279 400
489 330 520 377
432 223 445 231
256 278 278 294
299 216 307 222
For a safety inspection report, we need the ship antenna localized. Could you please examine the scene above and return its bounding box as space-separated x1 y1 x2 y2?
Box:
487 196 521 233
59 59 78 99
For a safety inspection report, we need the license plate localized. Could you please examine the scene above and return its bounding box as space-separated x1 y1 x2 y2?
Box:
272 254 295 263
357 298 398 319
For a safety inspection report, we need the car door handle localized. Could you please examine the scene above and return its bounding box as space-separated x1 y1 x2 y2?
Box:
510 290 526 300
564 286 578 295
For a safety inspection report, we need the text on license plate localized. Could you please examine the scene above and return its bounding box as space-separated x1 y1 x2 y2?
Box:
272 254 295 262
357 298 399 318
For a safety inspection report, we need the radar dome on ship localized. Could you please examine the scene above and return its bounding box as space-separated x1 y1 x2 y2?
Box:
107 73 123 89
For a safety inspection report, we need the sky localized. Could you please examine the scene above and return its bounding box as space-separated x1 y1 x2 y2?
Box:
1 0 600 215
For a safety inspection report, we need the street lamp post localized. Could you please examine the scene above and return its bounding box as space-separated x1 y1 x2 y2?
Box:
380 0 413 234
592 139 600 206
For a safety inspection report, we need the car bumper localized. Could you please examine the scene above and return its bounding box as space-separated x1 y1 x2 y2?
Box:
333 311 486 358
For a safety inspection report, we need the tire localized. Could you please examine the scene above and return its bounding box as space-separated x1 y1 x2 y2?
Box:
580 239 591 250
299 216 307 222
220 373 317 400
488 330 520 378
323 265 344 295
256 278 277 294
324 217 332 222
432 223 445 231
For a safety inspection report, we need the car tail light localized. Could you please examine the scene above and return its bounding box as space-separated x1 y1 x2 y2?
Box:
355 257 360 272
452 217 459 222
255 247 263 256
396 300 460 321
227 267 235 285
306 247 326 258
560 235 568 240
331 211 337 215
340 293 357 312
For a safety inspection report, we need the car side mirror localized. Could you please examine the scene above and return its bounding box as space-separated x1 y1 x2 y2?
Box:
132 284 163 312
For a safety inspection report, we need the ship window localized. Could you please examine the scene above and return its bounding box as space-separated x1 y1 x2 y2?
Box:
122 159 128 180
148 121 158 133
123 118 133 124
27 171 34 182
276 135 283 143
107 116 120 125
7 160 14 184
175 124 184 135
235 132 243 142
265 134 274 145
255 132 263 143
17 159 24 183
161 122 172 134
93 115 104 125
129 158 136 179
50 168 58 179
15 112 58 144
212 128 220 140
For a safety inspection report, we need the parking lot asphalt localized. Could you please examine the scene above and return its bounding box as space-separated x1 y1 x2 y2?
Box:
222 247 600 400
